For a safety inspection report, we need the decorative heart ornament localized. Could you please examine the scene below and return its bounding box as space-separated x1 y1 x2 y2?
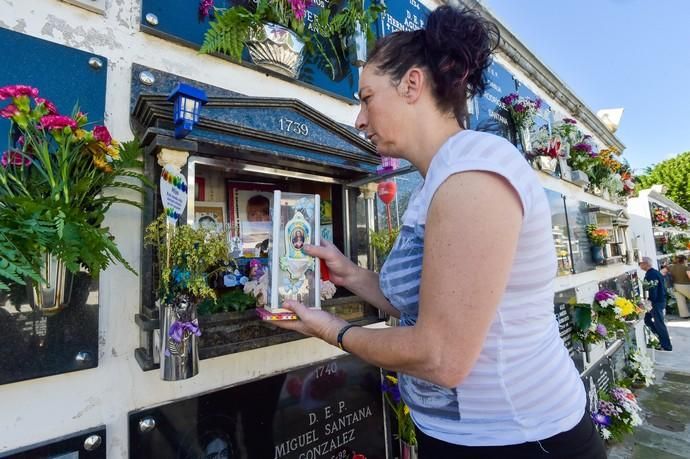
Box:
160 165 188 223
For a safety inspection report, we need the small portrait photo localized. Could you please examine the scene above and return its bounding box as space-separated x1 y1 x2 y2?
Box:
291 228 305 250
228 182 276 257
194 202 226 232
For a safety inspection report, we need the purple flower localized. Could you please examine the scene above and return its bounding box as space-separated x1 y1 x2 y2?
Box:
573 142 592 153
595 289 616 303
535 98 543 110
591 412 611 427
598 400 616 416
500 93 518 106
596 323 608 337
93 125 113 145
563 118 577 124
198 0 214 19
381 381 401 402
515 102 526 113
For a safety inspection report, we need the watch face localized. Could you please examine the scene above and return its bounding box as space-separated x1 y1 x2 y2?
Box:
130 355 386 459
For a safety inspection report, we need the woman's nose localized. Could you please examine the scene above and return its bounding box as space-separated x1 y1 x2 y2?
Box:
355 108 367 132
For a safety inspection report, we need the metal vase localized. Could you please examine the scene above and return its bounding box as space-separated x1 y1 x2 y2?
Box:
160 297 199 381
400 441 418 459
518 126 532 154
28 252 74 313
246 23 306 79
348 23 367 67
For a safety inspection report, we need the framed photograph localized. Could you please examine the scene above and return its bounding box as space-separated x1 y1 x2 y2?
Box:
194 176 206 201
227 181 276 257
194 201 226 232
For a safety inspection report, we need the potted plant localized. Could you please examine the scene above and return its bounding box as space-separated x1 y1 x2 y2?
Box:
586 224 609 264
200 0 385 79
499 92 542 154
381 374 417 459
0 85 150 311
531 125 561 174
144 214 231 380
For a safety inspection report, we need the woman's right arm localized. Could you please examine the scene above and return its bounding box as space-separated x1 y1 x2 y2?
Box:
305 240 400 318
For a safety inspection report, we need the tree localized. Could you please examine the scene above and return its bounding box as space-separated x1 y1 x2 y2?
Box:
636 152 690 210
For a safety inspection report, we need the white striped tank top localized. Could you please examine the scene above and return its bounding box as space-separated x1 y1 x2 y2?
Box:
379 129 586 446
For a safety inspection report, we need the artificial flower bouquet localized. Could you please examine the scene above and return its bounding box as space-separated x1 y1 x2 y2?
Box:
624 349 655 388
586 224 610 247
381 374 417 447
499 92 542 130
0 84 149 291
572 289 637 345
591 386 643 441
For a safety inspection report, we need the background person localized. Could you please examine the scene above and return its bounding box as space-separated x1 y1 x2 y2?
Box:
668 254 690 318
640 256 673 350
271 5 604 458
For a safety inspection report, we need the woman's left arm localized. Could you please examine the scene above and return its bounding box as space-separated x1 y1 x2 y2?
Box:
277 171 524 388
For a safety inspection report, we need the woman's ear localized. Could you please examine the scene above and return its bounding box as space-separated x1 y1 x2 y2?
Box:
399 67 426 103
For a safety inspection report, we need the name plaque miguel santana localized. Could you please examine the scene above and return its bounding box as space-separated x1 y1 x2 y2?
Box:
129 355 385 459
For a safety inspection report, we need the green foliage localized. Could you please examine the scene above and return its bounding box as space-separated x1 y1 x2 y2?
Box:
198 289 257 315
144 214 230 303
370 226 400 267
637 151 690 210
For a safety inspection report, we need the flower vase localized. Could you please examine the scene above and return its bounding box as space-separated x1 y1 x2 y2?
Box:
28 252 74 314
347 22 367 67
537 156 558 174
246 23 306 79
159 295 200 381
400 441 418 459
517 126 532 154
591 245 605 264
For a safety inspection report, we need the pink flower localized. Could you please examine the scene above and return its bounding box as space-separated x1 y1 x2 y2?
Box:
93 126 113 145
0 104 19 119
1 150 31 167
35 97 58 115
39 115 77 131
0 85 39 100
288 0 312 21
199 0 214 18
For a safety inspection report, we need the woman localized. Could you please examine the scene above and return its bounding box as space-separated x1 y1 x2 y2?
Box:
273 5 605 458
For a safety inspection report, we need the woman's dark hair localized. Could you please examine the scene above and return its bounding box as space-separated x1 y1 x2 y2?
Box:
367 5 499 124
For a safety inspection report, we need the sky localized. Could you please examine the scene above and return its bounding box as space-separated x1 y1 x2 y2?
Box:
482 0 690 173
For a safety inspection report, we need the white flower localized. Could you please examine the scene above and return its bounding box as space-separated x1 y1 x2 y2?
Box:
614 306 622 315
320 280 337 300
601 428 611 440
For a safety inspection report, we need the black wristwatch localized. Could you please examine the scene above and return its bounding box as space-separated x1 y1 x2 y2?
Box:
336 324 359 352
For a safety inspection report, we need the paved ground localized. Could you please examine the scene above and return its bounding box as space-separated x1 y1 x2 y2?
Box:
608 316 690 459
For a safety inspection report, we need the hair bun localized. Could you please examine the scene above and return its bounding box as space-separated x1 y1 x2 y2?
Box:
425 6 499 99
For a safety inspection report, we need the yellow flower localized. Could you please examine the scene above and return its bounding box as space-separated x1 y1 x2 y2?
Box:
614 297 635 317
403 405 410 416
106 144 121 161
386 375 398 384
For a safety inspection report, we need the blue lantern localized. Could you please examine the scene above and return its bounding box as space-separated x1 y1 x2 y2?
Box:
167 83 208 139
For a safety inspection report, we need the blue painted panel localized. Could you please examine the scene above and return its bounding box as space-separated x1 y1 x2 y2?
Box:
377 0 430 35
193 129 377 174
141 0 360 102
469 60 551 153
206 106 364 156
0 29 107 141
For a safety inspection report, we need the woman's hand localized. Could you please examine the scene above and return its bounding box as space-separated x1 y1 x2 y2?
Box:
271 300 348 345
304 239 359 287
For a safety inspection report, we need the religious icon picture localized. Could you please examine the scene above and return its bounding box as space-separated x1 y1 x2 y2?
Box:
257 191 320 321
194 202 226 232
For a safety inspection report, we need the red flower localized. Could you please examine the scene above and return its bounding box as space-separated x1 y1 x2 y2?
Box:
1 150 31 167
0 85 39 100
39 115 77 131
93 125 113 145
35 97 58 115
0 104 19 119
